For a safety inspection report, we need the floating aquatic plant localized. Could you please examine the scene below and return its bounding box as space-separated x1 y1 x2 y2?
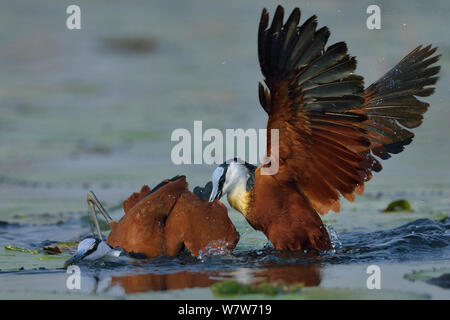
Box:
5 244 65 255
54 241 78 247
210 281 429 299
405 267 450 281
405 268 450 289
4 245 38 254
210 280 304 297
382 199 413 213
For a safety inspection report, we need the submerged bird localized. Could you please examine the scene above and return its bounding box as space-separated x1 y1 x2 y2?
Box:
65 176 239 267
63 238 122 268
208 6 441 252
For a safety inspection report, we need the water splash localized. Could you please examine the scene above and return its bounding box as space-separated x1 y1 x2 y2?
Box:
197 240 231 262
326 225 343 253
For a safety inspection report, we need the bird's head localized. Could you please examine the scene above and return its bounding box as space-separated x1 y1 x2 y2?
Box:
208 158 256 203
64 238 112 268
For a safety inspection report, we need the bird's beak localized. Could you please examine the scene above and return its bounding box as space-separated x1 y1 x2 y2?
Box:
208 187 222 202
63 252 84 269
209 166 225 202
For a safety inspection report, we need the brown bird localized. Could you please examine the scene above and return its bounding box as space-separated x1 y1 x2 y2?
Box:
107 176 239 257
65 176 239 266
208 6 441 252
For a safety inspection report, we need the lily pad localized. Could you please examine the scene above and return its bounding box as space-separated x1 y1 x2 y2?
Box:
426 274 450 289
405 268 450 281
210 281 428 299
211 280 304 297
382 200 413 213
285 287 429 300
4 245 38 254
404 267 450 285
55 241 78 247
38 255 64 260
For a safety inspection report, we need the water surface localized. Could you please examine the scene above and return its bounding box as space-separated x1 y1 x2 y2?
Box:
0 0 449 299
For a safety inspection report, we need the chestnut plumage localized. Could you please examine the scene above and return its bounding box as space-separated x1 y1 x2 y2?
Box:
210 5 440 252
84 176 239 260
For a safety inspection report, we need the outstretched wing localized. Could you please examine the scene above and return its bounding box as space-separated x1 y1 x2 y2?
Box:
360 45 440 160
258 6 440 215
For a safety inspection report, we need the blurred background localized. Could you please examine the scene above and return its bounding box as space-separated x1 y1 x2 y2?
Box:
0 0 449 213
0 0 449 299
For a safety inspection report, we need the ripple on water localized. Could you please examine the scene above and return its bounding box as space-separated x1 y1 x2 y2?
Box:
0 217 449 295
328 217 450 264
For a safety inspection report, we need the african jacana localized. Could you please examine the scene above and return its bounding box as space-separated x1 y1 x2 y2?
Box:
63 237 122 268
65 176 239 266
208 6 441 252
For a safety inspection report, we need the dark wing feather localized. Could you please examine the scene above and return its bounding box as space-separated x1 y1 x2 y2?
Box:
257 6 440 214
359 45 440 160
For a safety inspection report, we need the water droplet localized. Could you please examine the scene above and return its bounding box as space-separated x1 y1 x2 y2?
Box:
327 225 343 251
